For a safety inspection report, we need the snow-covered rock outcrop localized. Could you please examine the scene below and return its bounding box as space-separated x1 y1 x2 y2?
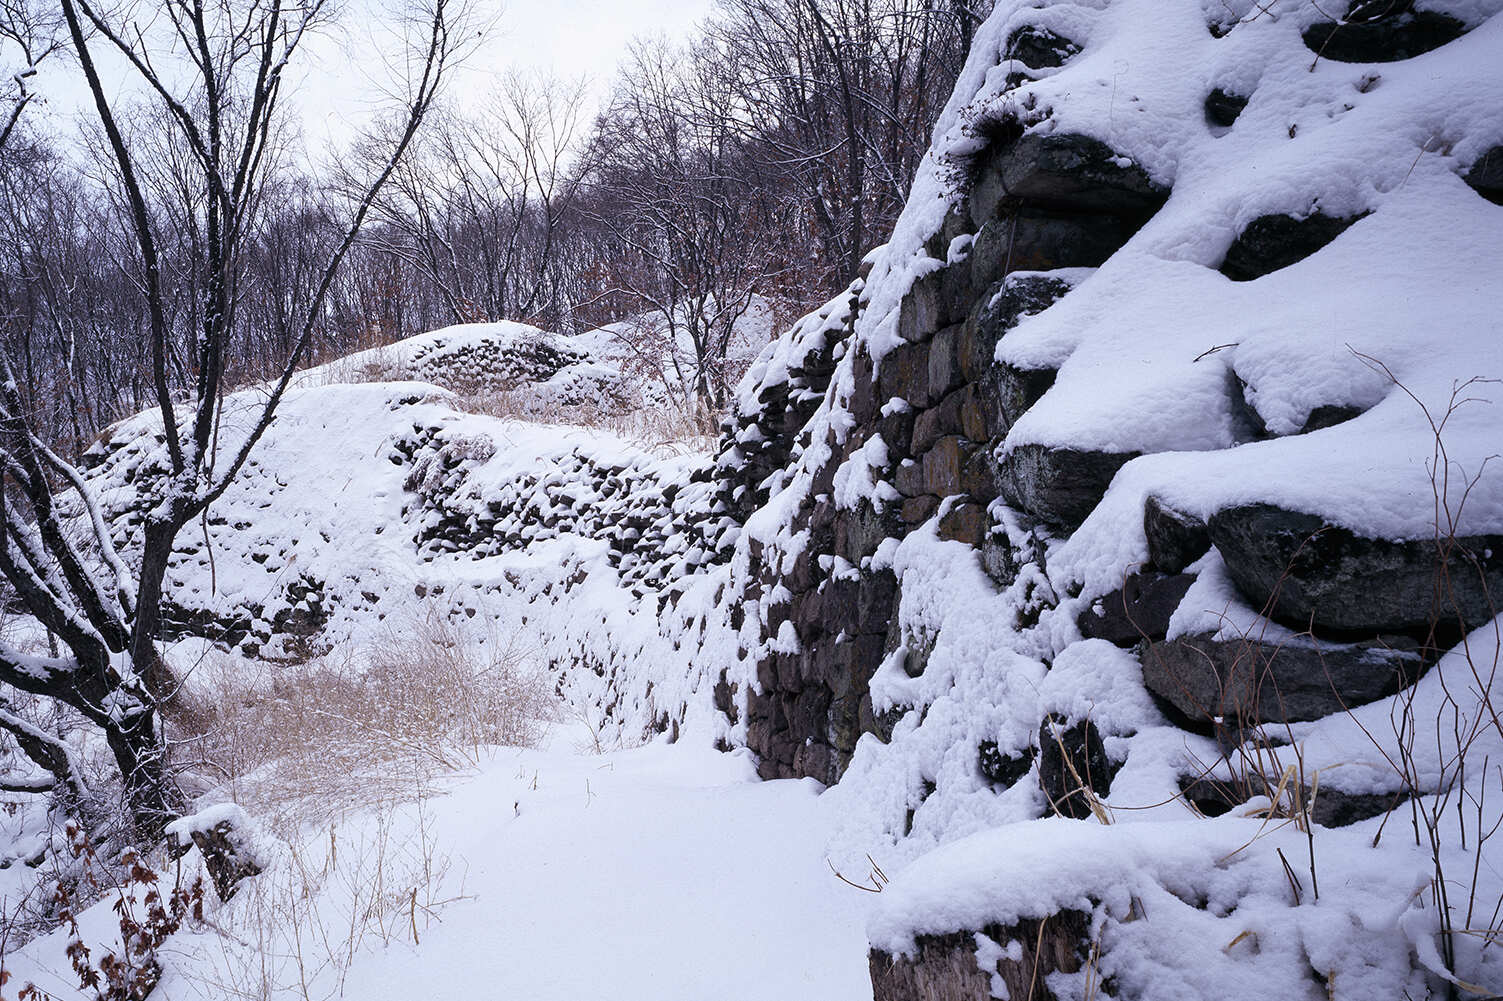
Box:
61 1 1503 994
708 0 1503 996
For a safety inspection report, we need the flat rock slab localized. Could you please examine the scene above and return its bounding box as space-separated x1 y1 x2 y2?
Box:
1220 213 1363 281
962 273 1076 383
1005 24 1080 69
1208 503 1503 633
1303 11 1467 63
1142 630 1424 726
1000 445 1137 527
870 912 1091 1001
1204 88 1248 127
1038 715 1113 819
1143 495 1211 574
970 133 1168 225
1464 145 1503 205
1077 570 1196 645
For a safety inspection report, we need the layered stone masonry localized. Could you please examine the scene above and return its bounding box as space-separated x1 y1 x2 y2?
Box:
401 330 592 396
739 0 1503 818
744 118 1170 783
397 422 730 596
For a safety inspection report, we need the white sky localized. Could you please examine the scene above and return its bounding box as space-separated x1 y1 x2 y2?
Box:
22 0 717 157
300 0 719 142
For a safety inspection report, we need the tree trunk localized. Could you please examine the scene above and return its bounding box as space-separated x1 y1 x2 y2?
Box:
103 704 181 840
130 518 183 705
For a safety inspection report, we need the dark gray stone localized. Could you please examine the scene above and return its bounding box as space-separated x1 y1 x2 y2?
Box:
1037 715 1112 820
1235 373 1368 439
962 272 1075 382
879 340 933 409
1298 403 1365 434
1219 213 1364 281
1076 571 1195 645
1181 774 1403 827
927 324 966 401
980 533 1023 587
901 265 974 343
959 444 1000 502
1463 145 1503 206
1006 24 1081 69
1312 787 1404 828
894 459 927 498
922 203 978 262
173 817 264 902
1143 495 1210 574
970 133 1168 227
1205 88 1248 127
1303 9 1466 63
978 740 1035 788
1000 445 1137 527
1208 503 1503 633
869 912 1090 1001
848 344 880 424
834 499 901 564
975 362 1057 440
970 207 1142 282
1141 630 1425 726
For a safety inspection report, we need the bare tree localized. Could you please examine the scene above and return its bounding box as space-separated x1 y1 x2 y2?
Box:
584 37 784 407
0 0 63 153
366 71 590 330
0 0 466 838
707 0 977 289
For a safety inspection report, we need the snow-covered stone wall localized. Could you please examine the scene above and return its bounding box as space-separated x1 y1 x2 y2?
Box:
59 1 1503 993
710 0 1503 996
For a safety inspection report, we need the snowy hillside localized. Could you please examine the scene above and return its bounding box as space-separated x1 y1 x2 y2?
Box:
5 0 1503 998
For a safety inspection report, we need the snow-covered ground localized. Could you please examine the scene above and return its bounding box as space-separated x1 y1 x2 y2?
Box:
6 726 875 1000
5 0 1503 996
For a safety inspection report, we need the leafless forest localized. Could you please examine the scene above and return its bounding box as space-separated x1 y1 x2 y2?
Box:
2 0 986 458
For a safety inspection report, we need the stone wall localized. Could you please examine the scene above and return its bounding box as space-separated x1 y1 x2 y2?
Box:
736 1 1503 794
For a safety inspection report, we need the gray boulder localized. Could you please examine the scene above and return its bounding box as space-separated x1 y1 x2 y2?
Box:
1303 6 1466 63
1000 445 1136 527
1037 714 1113 820
1208 503 1503 632
1219 213 1363 281
1143 496 1210 574
970 133 1168 226
1141 630 1424 726
1464 146 1503 206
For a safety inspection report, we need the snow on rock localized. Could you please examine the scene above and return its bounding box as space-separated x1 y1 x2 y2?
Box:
76 346 748 751
14 0 1503 994
697 0 1503 996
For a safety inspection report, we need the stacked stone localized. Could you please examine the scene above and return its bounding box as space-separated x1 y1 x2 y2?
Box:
743 20 1170 782
854 3 1503 995
398 423 730 595
713 286 857 527
404 330 591 396
744 0 1503 830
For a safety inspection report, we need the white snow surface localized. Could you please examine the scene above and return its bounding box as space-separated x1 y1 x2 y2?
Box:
8 730 875 1001
5 0 1503 996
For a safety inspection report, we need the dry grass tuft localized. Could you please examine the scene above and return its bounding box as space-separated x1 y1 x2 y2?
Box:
167 612 557 834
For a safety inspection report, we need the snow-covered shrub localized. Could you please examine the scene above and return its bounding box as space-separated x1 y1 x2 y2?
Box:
165 794 460 1001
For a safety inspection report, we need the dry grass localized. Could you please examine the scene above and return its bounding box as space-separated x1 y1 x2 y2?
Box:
449 385 723 455
166 612 558 835
177 792 463 1001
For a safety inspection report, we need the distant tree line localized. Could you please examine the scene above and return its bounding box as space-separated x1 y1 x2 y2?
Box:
1 0 986 456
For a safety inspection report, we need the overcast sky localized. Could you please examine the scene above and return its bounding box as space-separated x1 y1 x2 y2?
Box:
24 0 718 156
